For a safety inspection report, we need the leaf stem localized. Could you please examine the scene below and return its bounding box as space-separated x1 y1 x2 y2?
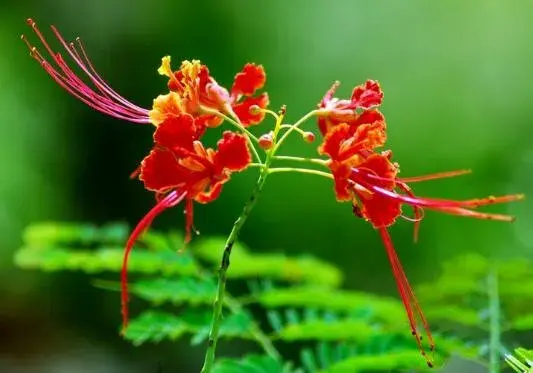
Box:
487 269 501 373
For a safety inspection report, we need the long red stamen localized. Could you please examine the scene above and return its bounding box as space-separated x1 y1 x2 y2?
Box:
184 198 194 245
121 190 186 332
22 19 151 124
351 168 524 213
378 227 434 368
399 169 472 183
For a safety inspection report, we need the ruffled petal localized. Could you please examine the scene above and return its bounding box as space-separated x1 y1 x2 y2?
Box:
354 154 401 227
231 63 266 97
350 79 383 109
149 92 184 125
232 93 269 126
153 113 197 150
139 149 188 192
213 131 251 172
318 123 351 159
195 180 225 203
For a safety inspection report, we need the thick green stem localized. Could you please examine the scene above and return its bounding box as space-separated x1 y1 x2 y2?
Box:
200 161 272 373
487 269 501 373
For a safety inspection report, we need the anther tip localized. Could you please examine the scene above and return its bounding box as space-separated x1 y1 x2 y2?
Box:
427 361 434 368
26 18 35 27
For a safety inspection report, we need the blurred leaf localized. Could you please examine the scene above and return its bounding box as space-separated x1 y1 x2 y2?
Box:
510 315 533 331
275 319 375 342
15 247 198 275
319 350 434 373
194 238 342 287
23 222 129 246
95 277 217 306
213 354 298 373
124 309 254 346
253 287 404 322
424 306 482 327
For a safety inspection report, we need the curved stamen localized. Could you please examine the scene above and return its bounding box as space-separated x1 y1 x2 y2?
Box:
121 190 186 332
351 168 524 211
22 19 151 124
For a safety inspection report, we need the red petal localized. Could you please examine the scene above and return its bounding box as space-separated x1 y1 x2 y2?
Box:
350 79 383 109
121 190 186 331
232 93 269 126
318 123 351 159
213 131 251 172
353 109 384 126
355 154 401 227
154 113 198 150
231 63 266 97
140 149 188 192
331 164 353 201
195 180 225 203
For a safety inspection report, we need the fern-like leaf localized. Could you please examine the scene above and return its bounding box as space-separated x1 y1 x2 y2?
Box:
94 277 217 306
124 310 255 346
194 238 342 287
15 247 199 275
212 354 299 373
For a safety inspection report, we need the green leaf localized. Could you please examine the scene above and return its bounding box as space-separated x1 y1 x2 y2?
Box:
275 319 375 342
318 350 434 373
213 354 298 373
95 277 217 306
15 247 198 275
124 310 255 346
424 306 482 327
511 315 533 331
194 238 342 287
23 222 128 246
254 287 404 323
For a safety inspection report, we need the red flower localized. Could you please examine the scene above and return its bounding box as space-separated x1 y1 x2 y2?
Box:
119 115 252 328
317 80 384 135
317 82 523 366
159 58 270 127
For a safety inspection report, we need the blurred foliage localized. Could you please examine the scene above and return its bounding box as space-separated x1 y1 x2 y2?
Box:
3 1 533 372
15 222 490 372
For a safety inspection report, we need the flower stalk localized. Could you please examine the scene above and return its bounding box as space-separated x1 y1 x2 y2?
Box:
200 109 286 373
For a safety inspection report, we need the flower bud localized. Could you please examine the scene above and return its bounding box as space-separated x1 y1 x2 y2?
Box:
303 131 315 143
258 131 274 150
248 105 262 115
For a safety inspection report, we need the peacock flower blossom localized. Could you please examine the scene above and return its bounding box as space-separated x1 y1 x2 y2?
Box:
157 57 270 127
22 19 263 330
317 79 384 135
317 81 524 366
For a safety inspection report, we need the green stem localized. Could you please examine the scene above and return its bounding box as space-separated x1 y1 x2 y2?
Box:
273 109 318 152
487 269 501 373
268 167 333 179
273 155 328 166
200 109 285 372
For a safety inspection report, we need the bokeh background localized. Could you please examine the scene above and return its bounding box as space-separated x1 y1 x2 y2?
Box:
1 0 532 372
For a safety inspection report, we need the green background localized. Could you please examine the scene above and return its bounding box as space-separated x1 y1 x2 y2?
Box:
1 0 532 371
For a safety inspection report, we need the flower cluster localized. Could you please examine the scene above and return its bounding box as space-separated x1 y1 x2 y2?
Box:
24 19 524 367
316 80 523 365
